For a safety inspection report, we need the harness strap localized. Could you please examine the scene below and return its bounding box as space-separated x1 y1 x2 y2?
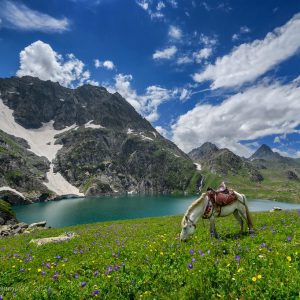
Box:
186 216 197 228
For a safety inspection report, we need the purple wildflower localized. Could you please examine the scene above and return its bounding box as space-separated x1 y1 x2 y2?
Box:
192 257 196 262
188 263 193 270
56 255 62 260
235 255 241 262
52 274 58 280
74 273 79 279
94 270 99 276
189 249 194 255
114 265 120 271
286 236 292 242
260 243 267 248
0 295 2 300
80 282 87 288
46 263 51 269
41 271 46 276
92 290 100 296
20 268 25 272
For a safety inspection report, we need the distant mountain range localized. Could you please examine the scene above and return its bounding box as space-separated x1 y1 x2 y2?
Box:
0 76 199 203
189 142 300 202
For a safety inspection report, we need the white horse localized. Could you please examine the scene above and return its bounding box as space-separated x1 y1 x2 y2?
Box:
180 191 254 241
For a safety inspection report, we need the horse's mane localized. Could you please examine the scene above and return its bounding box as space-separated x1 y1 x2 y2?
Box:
181 193 206 226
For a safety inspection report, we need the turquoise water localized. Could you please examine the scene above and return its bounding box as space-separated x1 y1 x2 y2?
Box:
13 195 300 228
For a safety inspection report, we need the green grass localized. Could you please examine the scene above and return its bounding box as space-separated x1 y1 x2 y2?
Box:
0 211 299 299
0 199 16 218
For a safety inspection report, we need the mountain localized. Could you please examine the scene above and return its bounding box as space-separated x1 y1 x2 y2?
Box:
188 143 263 182
189 142 300 203
0 76 198 203
189 142 219 162
250 144 282 161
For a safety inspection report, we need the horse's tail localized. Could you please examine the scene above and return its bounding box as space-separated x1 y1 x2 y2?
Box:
241 194 254 229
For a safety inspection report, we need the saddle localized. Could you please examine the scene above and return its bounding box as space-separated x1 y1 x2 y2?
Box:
206 184 237 207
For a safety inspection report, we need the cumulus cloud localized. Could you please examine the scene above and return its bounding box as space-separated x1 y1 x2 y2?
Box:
169 25 182 39
109 74 182 122
153 46 177 60
193 47 212 63
172 81 300 157
193 13 300 89
94 59 115 70
155 126 169 138
176 56 193 65
0 0 69 32
136 0 165 19
17 41 97 88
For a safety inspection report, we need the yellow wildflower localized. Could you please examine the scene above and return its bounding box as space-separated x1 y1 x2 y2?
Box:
252 276 257 282
257 274 262 279
160 252 164 255
287 256 292 262
37 268 42 272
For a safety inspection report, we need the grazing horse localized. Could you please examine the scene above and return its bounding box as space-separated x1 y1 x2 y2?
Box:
180 191 254 241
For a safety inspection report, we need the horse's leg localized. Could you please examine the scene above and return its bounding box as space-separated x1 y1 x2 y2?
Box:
209 217 218 239
233 209 243 234
238 203 254 234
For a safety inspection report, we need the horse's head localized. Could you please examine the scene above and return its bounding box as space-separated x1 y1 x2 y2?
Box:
180 215 196 242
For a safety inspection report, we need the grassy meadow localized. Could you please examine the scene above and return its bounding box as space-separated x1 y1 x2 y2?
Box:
0 211 299 299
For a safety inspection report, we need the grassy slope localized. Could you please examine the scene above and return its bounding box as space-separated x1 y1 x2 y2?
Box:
0 211 299 299
200 167 300 203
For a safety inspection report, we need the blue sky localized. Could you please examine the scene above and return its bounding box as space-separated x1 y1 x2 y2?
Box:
0 0 300 157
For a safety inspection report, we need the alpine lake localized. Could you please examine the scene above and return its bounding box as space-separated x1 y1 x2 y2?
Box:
13 194 300 228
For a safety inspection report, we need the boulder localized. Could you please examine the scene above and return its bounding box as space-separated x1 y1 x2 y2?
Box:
28 221 47 229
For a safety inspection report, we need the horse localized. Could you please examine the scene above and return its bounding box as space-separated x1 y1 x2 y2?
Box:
180 191 254 241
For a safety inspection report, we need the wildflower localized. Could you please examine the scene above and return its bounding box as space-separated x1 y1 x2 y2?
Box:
160 252 164 255
94 270 99 276
237 268 242 273
192 257 196 262
252 276 257 282
257 274 262 279
74 273 79 279
0 295 3 300
286 236 292 242
37 268 42 273
56 255 62 260
92 290 100 295
20 268 25 272
260 243 267 248
189 249 194 255
41 271 46 276
114 265 120 271
287 256 292 262
188 263 193 270
81 282 87 288
235 255 240 262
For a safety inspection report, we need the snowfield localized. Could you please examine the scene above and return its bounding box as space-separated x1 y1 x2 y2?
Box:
0 99 83 196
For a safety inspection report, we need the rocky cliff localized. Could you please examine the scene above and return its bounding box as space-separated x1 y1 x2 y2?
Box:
0 76 197 202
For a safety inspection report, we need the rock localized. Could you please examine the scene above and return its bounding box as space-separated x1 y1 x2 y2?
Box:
30 232 77 246
0 217 4 225
17 222 29 229
28 221 47 229
286 170 298 180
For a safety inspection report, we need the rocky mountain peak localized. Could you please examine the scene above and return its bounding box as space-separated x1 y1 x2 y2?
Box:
188 142 219 161
250 144 281 161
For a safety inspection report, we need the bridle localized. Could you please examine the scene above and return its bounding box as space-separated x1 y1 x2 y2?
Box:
185 216 197 229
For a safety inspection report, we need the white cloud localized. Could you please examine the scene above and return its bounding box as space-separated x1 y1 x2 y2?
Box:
178 88 192 101
155 126 168 137
232 26 251 41
109 74 178 122
153 46 177 60
199 34 218 46
274 136 281 143
94 59 115 70
168 25 182 39
157 1 165 11
193 13 300 89
172 81 300 157
167 0 178 8
176 56 193 65
193 47 212 63
136 0 149 10
0 0 69 32
17 41 97 88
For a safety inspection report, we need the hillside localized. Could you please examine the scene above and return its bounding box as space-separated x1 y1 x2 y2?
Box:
0 76 198 202
0 211 298 299
189 143 300 202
